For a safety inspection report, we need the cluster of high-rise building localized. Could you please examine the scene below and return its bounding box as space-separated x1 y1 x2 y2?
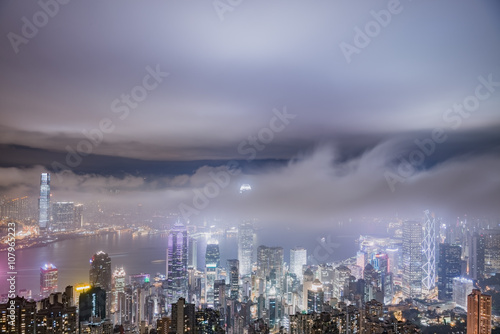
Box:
2 177 499 334
33 172 84 232
0 196 33 222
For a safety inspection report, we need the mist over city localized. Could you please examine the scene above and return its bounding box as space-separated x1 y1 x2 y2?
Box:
0 1 500 333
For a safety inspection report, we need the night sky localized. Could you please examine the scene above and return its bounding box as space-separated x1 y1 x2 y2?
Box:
0 1 499 224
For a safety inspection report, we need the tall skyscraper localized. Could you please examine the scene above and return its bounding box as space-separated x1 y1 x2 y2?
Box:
422 210 436 295
290 247 307 283
238 221 254 277
307 279 324 313
112 267 126 319
74 204 84 229
386 248 399 274
89 251 112 291
467 289 492 334
469 232 485 280
374 253 389 273
357 251 368 276
332 265 351 300
453 277 474 310
257 245 284 291
205 241 220 308
188 236 197 269
483 230 500 277
166 220 189 303
38 173 50 231
40 263 58 298
402 220 423 299
52 202 75 231
438 244 462 300
214 280 226 310
227 259 239 300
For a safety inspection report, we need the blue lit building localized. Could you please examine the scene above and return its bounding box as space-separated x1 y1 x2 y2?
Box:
38 173 50 231
166 220 188 304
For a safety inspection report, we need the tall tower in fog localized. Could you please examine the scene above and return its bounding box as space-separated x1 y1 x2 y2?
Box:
402 220 423 299
290 247 307 283
238 221 254 277
38 173 51 231
422 210 437 295
166 220 188 303
227 259 239 300
188 236 197 269
74 204 84 229
437 244 461 301
257 245 284 292
205 240 220 308
469 232 485 280
111 267 126 322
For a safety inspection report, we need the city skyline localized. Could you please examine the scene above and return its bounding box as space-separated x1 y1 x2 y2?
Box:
2 188 500 332
1 1 500 333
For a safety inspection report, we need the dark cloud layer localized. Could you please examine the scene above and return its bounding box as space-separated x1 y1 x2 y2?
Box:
0 143 499 226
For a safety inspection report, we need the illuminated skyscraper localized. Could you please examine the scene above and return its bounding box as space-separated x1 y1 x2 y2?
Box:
38 173 50 231
227 259 239 300
422 210 436 295
166 220 188 303
386 248 399 274
453 277 474 310
307 279 324 313
332 265 351 300
469 232 485 280
89 251 112 291
467 289 492 334
357 251 368 276
402 220 423 299
483 230 500 276
290 247 307 283
205 241 220 308
74 204 84 229
269 286 279 328
112 267 126 317
214 280 226 310
257 245 284 292
438 244 462 301
188 236 197 269
40 264 58 298
238 221 254 277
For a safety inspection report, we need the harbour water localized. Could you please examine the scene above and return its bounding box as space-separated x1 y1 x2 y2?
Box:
0 226 361 297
